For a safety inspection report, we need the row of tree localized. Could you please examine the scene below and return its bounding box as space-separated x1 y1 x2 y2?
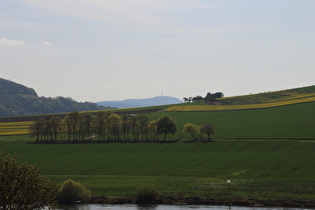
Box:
183 92 224 104
183 123 215 141
29 111 215 142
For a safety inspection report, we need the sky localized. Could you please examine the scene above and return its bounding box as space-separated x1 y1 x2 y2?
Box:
1 0 315 102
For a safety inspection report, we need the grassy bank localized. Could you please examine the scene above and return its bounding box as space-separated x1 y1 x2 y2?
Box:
0 138 314 206
45 175 315 206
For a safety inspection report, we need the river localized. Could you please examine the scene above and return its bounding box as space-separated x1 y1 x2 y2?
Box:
58 204 312 210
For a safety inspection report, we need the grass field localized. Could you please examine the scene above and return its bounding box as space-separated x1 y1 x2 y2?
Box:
149 102 315 139
0 138 314 205
1 85 315 206
1 140 314 178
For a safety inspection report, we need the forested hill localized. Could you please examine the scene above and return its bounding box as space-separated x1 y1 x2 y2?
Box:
0 78 113 117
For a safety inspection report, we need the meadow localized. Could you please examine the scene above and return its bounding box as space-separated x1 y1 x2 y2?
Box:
0 137 314 206
0 86 315 206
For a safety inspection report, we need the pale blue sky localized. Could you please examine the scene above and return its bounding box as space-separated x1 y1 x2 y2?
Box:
1 0 315 102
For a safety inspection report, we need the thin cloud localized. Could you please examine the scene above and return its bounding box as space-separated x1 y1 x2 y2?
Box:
0 38 25 46
42 41 52 46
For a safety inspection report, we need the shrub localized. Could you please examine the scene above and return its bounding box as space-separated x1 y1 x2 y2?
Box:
58 179 91 203
135 186 158 204
0 152 58 209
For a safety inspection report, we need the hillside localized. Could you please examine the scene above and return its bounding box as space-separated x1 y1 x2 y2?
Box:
97 96 183 108
0 78 38 97
167 85 315 111
0 78 113 117
218 85 315 105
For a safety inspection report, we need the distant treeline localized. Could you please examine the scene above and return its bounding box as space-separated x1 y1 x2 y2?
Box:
183 92 224 104
0 94 112 116
29 111 214 143
0 78 113 116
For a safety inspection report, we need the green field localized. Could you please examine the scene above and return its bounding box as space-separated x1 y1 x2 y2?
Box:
146 102 315 139
1 86 315 206
0 138 314 205
1 139 314 178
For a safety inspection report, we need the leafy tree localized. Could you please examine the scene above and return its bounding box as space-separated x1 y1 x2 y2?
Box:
29 118 45 142
109 113 121 141
82 113 93 140
68 111 82 141
138 115 149 141
104 111 113 141
63 115 72 141
49 116 61 141
204 92 216 104
192 96 203 102
131 115 140 141
148 121 158 141
155 115 178 141
121 114 130 141
58 179 91 203
183 123 199 141
200 123 215 141
0 152 58 209
94 111 106 140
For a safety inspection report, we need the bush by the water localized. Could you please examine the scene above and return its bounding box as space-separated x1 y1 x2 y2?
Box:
135 186 158 204
58 179 91 203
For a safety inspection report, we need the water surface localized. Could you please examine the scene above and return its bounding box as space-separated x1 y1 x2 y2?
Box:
58 204 311 210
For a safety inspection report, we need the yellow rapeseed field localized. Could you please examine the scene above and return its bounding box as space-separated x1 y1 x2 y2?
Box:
0 121 33 136
166 94 315 111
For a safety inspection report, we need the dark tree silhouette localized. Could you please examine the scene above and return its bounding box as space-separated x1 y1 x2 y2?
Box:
156 115 178 141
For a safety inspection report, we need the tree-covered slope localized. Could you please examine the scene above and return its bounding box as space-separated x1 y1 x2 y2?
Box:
0 78 112 116
0 78 38 97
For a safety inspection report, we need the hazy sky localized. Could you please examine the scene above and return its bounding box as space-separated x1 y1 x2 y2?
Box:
1 0 315 102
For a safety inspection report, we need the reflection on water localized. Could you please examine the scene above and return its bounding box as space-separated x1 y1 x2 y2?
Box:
58 204 311 210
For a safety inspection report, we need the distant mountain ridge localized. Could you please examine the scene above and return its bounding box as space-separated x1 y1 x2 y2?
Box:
97 96 183 108
0 78 112 117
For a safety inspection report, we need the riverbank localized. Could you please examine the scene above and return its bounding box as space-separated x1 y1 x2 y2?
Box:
83 196 315 209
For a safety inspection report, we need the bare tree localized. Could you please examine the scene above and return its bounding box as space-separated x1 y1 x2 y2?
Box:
200 123 215 141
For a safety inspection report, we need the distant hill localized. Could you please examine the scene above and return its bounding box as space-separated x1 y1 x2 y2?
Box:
97 96 183 108
0 78 113 117
0 78 38 97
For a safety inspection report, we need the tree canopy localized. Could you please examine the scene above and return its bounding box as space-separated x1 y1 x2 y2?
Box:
155 115 178 141
30 111 215 142
0 152 58 209
183 92 224 104
183 123 199 141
